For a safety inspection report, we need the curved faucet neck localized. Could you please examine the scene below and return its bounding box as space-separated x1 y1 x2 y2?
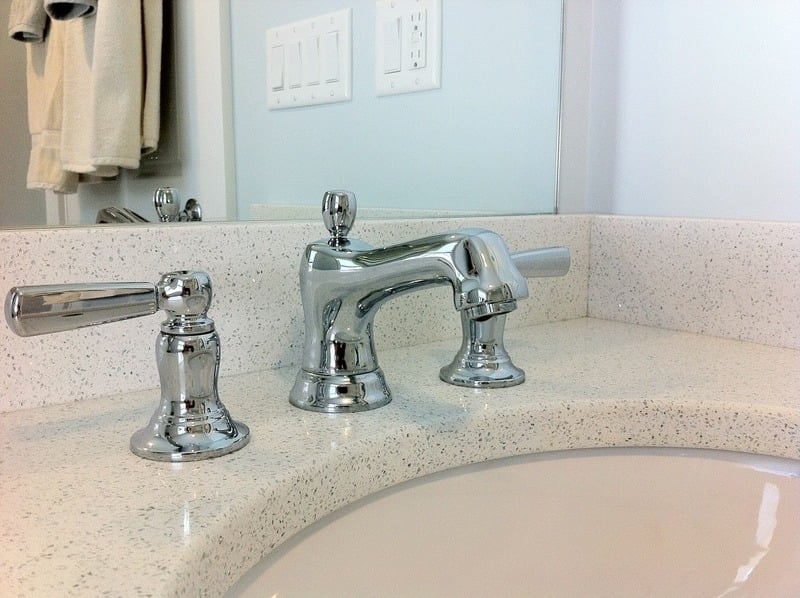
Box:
291 228 528 413
304 228 527 309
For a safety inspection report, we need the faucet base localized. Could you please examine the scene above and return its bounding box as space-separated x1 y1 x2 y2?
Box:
130 405 250 462
439 313 526 388
290 369 392 413
439 359 525 388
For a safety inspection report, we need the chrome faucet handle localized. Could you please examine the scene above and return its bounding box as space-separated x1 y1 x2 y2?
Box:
440 247 571 388
322 189 357 246
5 271 249 462
154 187 203 222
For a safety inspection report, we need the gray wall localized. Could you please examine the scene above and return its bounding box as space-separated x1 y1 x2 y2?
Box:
0 2 46 228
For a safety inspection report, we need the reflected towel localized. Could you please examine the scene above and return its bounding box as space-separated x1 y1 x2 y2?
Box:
18 0 162 193
24 22 80 192
60 0 162 174
8 0 47 42
8 0 95 42
45 0 97 20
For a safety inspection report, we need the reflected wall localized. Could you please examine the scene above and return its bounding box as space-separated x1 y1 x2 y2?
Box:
230 0 563 219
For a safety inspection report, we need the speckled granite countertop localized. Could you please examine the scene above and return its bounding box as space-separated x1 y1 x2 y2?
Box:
2 318 798 597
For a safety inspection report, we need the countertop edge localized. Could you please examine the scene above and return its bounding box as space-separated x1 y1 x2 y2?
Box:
172 385 799 595
2 318 798 597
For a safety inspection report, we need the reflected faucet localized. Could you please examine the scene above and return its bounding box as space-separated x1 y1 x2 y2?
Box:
289 190 530 413
94 187 202 224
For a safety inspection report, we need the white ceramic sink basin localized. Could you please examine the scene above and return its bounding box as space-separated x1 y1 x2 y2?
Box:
228 448 800 597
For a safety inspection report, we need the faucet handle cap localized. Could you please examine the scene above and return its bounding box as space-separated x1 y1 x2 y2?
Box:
322 190 356 245
157 270 215 335
153 187 180 222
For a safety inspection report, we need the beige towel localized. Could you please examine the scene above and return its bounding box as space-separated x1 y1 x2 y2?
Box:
13 0 162 193
25 21 80 192
140 0 161 154
8 0 47 42
8 0 98 42
60 0 162 175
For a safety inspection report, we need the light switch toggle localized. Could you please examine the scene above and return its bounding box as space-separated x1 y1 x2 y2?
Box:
382 18 401 74
302 36 320 85
320 31 340 83
285 41 302 88
269 45 285 90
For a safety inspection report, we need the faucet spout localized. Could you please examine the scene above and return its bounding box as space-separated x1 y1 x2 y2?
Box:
290 192 528 413
342 228 526 319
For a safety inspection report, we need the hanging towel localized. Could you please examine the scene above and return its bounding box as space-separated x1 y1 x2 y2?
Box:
8 0 47 42
45 1 97 21
10 1 163 193
140 0 161 154
24 21 80 192
60 0 163 175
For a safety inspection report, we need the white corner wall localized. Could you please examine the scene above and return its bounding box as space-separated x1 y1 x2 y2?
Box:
563 0 800 222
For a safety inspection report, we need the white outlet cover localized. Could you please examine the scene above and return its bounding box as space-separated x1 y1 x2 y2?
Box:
266 9 352 109
375 0 442 96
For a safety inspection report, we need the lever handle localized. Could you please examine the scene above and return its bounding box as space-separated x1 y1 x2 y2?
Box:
6 283 158 337
5 271 214 337
512 247 570 278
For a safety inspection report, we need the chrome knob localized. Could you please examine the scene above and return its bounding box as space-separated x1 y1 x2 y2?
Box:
157 270 214 335
322 190 356 246
182 198 203 222
5 271 249 462
154 187 180 221
154 187 203 222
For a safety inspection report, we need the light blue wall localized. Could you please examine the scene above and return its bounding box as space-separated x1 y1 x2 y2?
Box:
230 0 563 219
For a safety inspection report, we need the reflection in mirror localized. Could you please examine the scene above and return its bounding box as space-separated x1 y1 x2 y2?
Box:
0 0 179 228
0 0 563 229
0 2 45 228
231 0 563 221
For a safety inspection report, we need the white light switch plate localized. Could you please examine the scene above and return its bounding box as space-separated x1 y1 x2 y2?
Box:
375 0 442 96
266 9 352 109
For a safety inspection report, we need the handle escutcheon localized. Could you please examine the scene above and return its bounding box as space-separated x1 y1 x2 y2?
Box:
439 312 526 388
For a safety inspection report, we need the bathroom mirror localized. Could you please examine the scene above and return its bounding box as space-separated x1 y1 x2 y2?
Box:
0 0 564 228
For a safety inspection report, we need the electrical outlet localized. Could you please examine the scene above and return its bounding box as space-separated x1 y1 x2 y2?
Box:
409 10 427 69
375 0 441 96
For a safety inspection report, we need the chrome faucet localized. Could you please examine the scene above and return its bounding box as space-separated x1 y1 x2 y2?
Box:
290 190 531 413
5 271 249 461
440 247 571 388
95 187 202 224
